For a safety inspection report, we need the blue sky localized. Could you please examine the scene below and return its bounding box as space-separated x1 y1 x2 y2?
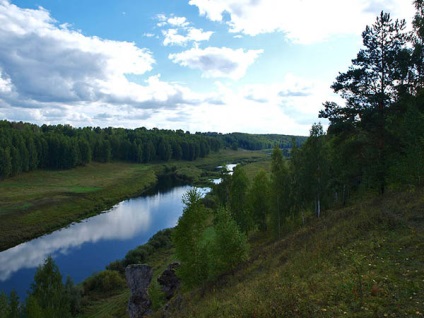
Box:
0 0 415 135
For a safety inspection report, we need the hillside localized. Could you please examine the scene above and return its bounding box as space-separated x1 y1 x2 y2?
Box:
154 188 424 317
78 186 424 318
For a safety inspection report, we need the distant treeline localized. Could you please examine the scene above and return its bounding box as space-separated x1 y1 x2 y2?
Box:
0 120 305 180
204 132 306 151
0 121 221 178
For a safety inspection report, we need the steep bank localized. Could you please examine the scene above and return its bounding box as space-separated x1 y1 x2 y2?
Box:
81 186 424 318
156 188 424 317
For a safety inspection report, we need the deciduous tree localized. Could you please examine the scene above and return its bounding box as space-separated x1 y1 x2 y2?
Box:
173 188 209 288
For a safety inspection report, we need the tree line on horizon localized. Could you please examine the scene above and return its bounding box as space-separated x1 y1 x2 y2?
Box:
0 120 305 181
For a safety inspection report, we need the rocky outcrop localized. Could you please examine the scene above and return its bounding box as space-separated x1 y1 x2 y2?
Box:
125 264 153 318
157 262 180 300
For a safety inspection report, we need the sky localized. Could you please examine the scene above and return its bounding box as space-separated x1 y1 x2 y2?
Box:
0 0 415 135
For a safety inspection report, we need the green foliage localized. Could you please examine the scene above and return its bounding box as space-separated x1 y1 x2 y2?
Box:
0 147 12 179
173 188 209 288
25 295 44 318
211 132 306 151
319 11 411 194
8 290 20 318
248 169 271 232
65 276 82 316
115 228 174 270
0 290 21 318
155 187 424 318
389 101 424 188
208 207 249 278
228 166 251 233
27 256 72 318
0 120 223 180
212 166 232 206
0 292 9 317
17 256 83 318
83 270 126 294
270 146 290 238
173 190 250 287
297 123 330 217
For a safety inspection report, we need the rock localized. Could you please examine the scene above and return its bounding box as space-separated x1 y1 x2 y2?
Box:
157 262 180 300
125 264 153 318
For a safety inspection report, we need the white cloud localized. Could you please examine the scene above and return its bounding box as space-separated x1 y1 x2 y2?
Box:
0 0 338 135
0 1 211 128
156 14 213 46
0 1 156 105
142 74 332 135
169 47 263 79
167 16 190 27
0 68 12 93
189 0 415 44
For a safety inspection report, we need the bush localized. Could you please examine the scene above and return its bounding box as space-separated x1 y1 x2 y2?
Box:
106 260 125 274
83 270 126 294
121 228 174 267
148 228 173 249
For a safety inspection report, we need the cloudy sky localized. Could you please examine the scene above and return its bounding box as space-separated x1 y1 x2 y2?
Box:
0 0 415 135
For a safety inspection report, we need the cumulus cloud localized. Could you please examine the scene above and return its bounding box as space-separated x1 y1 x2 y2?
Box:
0 1 213 127
189 0 414 44
0 0 338 135
169 47 263 79
156 14 213 46
0 1 156 104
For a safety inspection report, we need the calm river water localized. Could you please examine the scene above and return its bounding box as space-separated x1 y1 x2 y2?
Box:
0 179 209 300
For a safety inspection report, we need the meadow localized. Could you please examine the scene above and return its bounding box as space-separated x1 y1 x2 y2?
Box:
0 149 267 251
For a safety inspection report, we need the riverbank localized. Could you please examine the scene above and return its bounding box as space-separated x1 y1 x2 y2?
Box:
77 176 424 317
0 149 267 251
158 187 424 317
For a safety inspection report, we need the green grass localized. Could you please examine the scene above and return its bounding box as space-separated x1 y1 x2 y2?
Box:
0 162 157 251
239 159 271 181
79 290 130 318
0 149 267 251
150 188 424 317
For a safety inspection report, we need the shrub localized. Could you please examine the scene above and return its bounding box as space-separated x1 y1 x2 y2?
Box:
83 270 126 294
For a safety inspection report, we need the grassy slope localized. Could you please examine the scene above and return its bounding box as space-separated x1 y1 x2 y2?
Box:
78 158 423 317
159 188 424 318
0 149 267 251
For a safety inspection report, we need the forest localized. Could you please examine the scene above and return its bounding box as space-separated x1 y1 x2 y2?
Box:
1 2 424 317
0 120 304 180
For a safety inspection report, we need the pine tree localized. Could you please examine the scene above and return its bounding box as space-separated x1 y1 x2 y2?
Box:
320 11 409 194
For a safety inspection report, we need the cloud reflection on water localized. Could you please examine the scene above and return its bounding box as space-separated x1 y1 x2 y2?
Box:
0 199 154 281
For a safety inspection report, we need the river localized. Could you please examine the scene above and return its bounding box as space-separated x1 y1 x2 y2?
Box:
0 178 209 300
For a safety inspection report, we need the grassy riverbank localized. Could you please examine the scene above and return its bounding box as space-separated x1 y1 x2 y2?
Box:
0 149 267 251
79 186 424 318
160 187 424 317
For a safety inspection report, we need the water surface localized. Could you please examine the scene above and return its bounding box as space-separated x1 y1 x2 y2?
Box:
0 182 205 299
